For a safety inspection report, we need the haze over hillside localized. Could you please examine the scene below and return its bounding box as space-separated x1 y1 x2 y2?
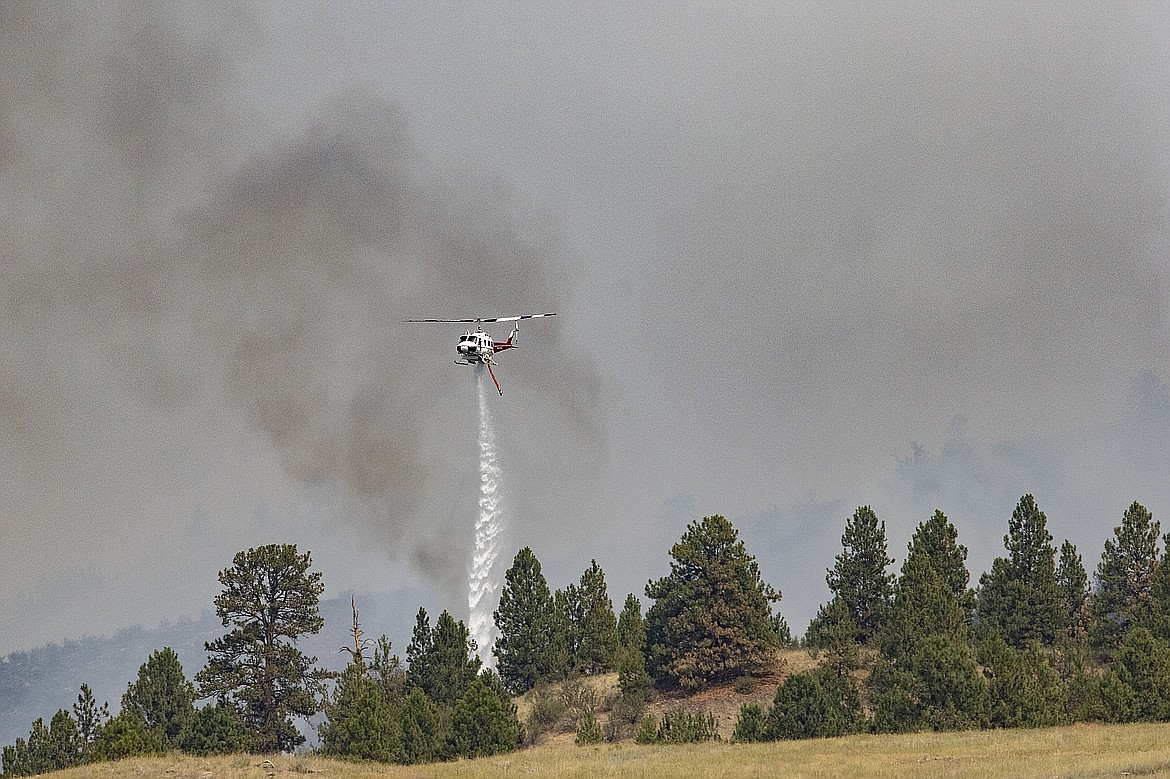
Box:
2 2 1168 661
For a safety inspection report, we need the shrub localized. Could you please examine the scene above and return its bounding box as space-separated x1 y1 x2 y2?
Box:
575 712 604 745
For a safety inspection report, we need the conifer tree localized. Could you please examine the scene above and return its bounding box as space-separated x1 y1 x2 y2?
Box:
405 609 481 707
617 593 646 656
763 666 863 740
644 514 781 690
444 671 523 759
1090 502 1160 658
72 684 109 760
1056 540 1091 640
823 505 895 645
976 495 1063 647
493 547 566 693
978 635 1066 728
195 544 328 753
561 560 620 674
879 510 973 660
121 647 195 748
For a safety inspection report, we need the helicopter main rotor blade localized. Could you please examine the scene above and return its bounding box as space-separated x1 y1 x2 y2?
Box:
405 312 556 324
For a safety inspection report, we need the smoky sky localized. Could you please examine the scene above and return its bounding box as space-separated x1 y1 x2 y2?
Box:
3 2 1169 652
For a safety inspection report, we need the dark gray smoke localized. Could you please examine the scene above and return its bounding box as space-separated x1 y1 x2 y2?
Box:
1 2 603 650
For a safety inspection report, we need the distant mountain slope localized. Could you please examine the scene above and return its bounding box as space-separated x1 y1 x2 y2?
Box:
0 589 431 748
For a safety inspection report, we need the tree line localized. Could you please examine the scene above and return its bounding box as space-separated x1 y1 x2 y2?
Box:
3 495 1168 772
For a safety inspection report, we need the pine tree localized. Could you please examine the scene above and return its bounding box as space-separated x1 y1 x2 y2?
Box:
493 547 566 693
177 701 252 756
405 609 481 707
318 661 403 763
121 647 195 748
1090 502 1160 658
878 511 972 661
72 684 109 760
562 560 620 674
644 514 781 690
978 636 1066 728
1106 627 1170 721
195 544 328 753
763 666 863 740
976 495 1063 647
399 687 444 765
870 633 988 733
445 671 523 759
824 506 895 645
1056 540 1091 641
616 593 646 656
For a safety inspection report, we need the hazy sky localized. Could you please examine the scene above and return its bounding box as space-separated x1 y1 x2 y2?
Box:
2 2 1168 654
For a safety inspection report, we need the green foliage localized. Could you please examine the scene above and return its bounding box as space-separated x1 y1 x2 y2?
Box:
633 715 660 744
91 711 166 762
318 662 404 763
732 703 767 743
978 636 1066 728
764 667 863 740
195 544 328 753
804 596 863 672
178 700 253 756
493 547 567 693
654 708 720 743
562 560 620 675
825 506 895 645
617 593 647 655
1056 540 1091 641
405 609 481 707
645 515 781 690
1108 627 1170 721
870 632 988 733
575 712 604 745
445 671 524 760
121 647 196 748
977 495 1063 648
617 649 653 704
1090 502 1160 659
878 510 973 662
399 687 444 765
72 683 109 760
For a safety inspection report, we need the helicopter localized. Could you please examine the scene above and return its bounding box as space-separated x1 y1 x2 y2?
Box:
406 313 556 395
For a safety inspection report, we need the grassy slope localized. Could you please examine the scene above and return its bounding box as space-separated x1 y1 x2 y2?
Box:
48 723 1170 779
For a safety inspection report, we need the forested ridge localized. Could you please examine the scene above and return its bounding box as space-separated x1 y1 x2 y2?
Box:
4 496 1169 773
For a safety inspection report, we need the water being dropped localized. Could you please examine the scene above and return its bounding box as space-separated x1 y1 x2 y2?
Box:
468 366 504 665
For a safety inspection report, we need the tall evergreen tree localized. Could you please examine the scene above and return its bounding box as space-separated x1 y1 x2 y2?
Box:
72 684 109 760
405 609 481 707
493 547 566 693
1056 540 1091 641
121 648 195 748
644 514 781 690
879 511 973 661
617 593 646 656
195 544 328 753
976 495 1063 647
561 560 620 674
1090 502 1160 658
823 506 895 645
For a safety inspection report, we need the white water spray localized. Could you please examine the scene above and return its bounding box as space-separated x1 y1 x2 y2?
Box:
469 367 505 665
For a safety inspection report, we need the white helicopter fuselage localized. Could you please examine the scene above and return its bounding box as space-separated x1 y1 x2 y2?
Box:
455 329 515 364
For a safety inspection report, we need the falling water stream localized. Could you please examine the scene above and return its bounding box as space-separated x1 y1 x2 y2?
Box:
468 367 504 665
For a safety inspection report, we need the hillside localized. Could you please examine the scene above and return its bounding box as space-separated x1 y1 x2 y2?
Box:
44 722 1170 778
0 589 427 749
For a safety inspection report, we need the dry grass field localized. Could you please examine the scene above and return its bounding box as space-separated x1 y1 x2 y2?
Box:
46 722 1170 779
